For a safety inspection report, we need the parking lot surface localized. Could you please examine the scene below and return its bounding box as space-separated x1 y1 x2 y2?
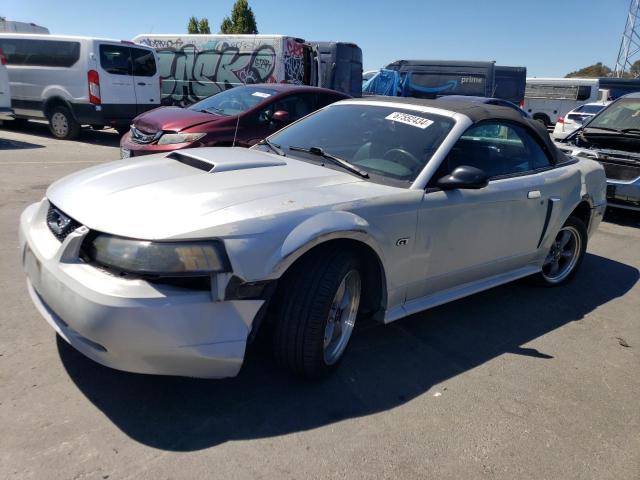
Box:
0 123 638 480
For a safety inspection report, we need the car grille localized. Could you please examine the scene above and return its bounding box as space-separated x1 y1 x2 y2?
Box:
600 161 640 181
130 126 161 144
46 204 81 242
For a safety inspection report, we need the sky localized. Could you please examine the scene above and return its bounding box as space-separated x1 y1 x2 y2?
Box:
2 0 630 77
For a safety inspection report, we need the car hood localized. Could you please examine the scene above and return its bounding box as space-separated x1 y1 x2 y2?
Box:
46 148 380 239
134 106 229 133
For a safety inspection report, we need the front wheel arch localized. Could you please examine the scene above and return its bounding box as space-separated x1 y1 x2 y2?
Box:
270 238 387 325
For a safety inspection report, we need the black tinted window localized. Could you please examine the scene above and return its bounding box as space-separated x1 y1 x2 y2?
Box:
443 122 551 179
317 93 346 108
577 85 592 101
100 45 131 75
273 94 316 121
131 48 156 77
0 39 79 67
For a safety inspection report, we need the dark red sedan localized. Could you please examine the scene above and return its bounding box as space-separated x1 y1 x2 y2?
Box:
119 84 349 158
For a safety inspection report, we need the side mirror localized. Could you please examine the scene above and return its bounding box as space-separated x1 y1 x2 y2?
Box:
272 110 290 122
436 165 489 190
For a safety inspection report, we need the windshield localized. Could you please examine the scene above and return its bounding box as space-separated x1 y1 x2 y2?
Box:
575 104 606 115
266 104 456 183
586 98 640 131
187 86 277 116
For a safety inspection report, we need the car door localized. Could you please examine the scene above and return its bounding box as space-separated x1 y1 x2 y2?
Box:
131 47 159 114
97 43 136 108
407 121 555 301
0 38 24 113
242 92 317 146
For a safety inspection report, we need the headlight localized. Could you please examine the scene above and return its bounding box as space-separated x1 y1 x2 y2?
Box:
86 235 229 276
157 132 206 145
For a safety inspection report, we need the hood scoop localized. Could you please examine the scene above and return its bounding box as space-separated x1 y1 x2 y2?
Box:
166 149 287 173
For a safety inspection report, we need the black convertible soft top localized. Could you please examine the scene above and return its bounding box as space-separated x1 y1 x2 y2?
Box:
351 96 565 164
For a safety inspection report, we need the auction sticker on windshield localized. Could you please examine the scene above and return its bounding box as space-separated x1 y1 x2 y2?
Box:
252 92 271 98
386 112 433 129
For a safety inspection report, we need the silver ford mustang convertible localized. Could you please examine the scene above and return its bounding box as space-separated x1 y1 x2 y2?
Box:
20 97 607 379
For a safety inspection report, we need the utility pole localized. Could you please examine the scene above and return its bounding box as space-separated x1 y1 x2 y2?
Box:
615 0 640 78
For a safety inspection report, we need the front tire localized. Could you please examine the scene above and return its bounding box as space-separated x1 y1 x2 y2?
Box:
273 250 362 379
48 106 80 139
531 216 588 286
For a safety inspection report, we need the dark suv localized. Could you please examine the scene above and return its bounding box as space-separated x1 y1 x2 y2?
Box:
120 84 349 158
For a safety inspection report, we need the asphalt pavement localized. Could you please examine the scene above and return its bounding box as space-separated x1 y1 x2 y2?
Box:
0 121 638 480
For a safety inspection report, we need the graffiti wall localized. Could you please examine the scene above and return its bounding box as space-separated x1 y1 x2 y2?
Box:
133 35 308 106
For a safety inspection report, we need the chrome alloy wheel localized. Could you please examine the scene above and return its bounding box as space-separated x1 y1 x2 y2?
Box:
323 269 361 365
542 226 581 284
51 112 69 137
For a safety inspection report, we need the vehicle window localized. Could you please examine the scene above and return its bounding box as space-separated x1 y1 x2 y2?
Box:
188 86 278 116
525 83 595 101
579 104 606 115
587 99 640 131
577 85 593 101
100 45 131 75
131 48 156 77
273 93 316 121
266 104 456 183
0 39 79 67
440 122 551 179
317 93 346 109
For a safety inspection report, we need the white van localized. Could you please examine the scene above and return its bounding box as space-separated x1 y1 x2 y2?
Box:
0 47 12 120
0 34 160 138
523 77 599 127
0 18 49 34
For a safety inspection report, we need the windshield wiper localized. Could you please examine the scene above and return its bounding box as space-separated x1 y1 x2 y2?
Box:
289 146 369 178
584 126 622 133
257 138 286 156
620 128 640 134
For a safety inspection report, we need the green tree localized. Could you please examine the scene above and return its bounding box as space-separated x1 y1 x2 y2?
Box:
219 0 258 34
630 59 640 77
565 62 612 78
198 18 211 34
187 16 200 34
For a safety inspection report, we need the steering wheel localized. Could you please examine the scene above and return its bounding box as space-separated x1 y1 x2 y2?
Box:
383 148 422 170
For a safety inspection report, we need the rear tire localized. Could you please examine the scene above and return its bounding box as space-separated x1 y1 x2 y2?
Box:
529 216 588 287
48 106 80 139
273 249 362 379
533 114 550 128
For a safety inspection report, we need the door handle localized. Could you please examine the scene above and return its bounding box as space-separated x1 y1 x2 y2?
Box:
527 190 541 199
137 82 146 86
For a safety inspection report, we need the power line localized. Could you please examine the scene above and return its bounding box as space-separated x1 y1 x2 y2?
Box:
615 0 640 78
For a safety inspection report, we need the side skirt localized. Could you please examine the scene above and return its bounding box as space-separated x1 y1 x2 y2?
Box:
383 265 540 324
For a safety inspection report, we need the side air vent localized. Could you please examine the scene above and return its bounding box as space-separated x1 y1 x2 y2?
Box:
166 152 214 172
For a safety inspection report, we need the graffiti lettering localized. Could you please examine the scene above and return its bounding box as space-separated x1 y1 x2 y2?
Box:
136 36 310 106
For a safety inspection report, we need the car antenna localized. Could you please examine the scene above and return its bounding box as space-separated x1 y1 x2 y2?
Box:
232 48 252 148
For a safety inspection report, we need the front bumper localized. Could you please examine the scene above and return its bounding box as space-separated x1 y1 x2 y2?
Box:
606 177 640 211
72 103 159 127
20 200 263 378
0 106 14 121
